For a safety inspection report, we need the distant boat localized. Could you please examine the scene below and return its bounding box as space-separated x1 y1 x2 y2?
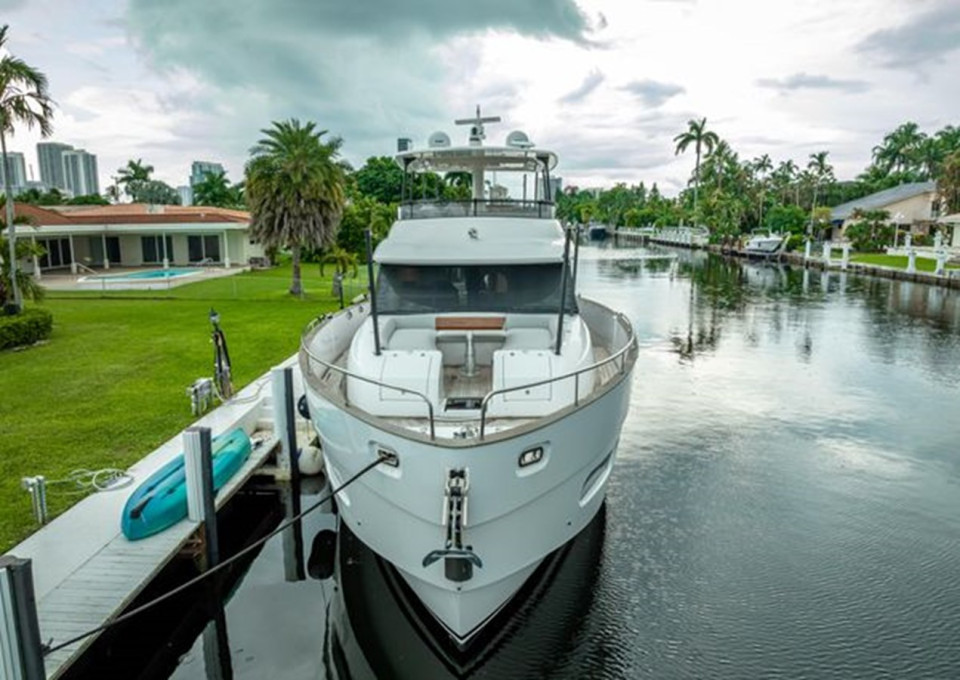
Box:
587 223 608 240
743 231 788 257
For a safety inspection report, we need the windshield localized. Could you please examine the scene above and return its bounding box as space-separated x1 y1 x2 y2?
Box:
376 263 577 315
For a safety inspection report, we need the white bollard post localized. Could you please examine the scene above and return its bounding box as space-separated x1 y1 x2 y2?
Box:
904 232 912 250
841 243 851 271
936 249 947 276
823 241 832 266
907 248 917 274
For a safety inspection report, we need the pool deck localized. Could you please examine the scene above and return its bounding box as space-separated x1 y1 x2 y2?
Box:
39 265 248 291
3 354 309 679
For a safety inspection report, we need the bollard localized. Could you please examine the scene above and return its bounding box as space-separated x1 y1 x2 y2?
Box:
936 249 947 276
184 427 220 568
907 248 917 274
841 243 851 271
904 232 912 250
804 238 812 261
0 556 45 680
20 477 47 526
823 241 832 266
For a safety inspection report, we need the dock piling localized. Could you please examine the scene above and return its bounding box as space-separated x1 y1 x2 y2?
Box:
184 427 220 568
272 367 305 581
907 248 917 274
823 241 832 266
0 556 45 680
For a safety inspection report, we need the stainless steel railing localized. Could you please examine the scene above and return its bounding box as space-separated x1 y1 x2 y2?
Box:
299 308 636 444
478 312 636 439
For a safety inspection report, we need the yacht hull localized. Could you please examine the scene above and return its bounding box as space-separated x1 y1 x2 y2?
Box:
305 372 631 640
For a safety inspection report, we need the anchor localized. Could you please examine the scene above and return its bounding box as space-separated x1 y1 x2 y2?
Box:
423 468 482 582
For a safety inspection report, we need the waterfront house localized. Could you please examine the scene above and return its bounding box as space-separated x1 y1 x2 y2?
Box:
829 181 938 242
10 203 264 276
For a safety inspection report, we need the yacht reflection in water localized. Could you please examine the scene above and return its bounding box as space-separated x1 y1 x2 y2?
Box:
321 504 608 680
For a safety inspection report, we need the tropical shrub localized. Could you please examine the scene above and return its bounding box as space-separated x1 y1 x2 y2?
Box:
844 209 893 251
0 307 52 349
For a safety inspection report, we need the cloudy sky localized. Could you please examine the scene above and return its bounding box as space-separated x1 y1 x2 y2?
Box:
2 0 959 195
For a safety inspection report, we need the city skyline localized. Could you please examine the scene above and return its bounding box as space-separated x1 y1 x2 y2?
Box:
1 0 958 195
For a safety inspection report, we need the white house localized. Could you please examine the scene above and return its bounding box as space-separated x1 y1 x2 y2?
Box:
11 203 265 275
829 181 938 242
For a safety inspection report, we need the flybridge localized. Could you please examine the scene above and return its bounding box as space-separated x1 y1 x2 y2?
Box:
396 106 558 220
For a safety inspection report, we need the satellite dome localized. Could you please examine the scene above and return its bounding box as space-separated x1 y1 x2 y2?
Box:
428 131 452 148
506 130 533 148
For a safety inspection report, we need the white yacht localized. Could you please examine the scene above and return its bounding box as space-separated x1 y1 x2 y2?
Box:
742 230 788 256
299 109 637 642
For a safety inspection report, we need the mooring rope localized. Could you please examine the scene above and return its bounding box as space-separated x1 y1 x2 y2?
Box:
43 455 385 656
46 469 135 494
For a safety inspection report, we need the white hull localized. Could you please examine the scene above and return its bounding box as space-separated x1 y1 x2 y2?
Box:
305 371 631 639
743 234 786 255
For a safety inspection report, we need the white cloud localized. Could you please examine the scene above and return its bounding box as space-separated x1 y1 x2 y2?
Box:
2 0 959 196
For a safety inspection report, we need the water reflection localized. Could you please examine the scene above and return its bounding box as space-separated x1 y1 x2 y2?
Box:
326 507 609 680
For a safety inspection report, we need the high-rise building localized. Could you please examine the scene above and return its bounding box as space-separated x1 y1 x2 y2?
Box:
37 142 73 190
190 161 225 186
177 185 193 206
0 151 28 192
62 149 100 196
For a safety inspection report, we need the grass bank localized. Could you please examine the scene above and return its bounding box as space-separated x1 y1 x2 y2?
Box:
850 253 959 272
0 264 364 551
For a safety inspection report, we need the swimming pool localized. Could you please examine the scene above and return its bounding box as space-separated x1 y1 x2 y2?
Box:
96 268 202 280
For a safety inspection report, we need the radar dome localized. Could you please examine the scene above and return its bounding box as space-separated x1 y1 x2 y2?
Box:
428 131 451 148
506 130 533 148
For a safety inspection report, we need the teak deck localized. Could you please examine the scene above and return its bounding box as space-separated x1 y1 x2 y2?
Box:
434 316 506 331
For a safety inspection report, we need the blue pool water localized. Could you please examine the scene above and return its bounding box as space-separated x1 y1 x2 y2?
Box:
98 267 201 280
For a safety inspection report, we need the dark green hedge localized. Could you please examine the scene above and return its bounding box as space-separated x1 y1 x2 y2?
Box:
0 308 53 350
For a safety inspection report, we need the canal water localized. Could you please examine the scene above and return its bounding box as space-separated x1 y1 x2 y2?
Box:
162 242 960 679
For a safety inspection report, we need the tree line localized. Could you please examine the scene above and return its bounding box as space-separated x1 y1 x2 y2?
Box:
557 118 960 239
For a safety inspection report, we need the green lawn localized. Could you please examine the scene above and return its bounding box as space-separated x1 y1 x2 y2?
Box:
850 253 959 272
0 264 365 551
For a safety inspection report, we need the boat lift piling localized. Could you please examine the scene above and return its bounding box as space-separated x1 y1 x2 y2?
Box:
0 556 45 680
184 427 221 569
183 428 235 677
271 367 305 582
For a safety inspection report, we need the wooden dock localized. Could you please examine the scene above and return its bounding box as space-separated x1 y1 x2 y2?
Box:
4 357 307 679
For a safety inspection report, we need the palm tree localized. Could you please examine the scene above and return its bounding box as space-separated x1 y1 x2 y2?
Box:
807 151 834 235
319 244 358 277
116 158 154 200
0 221 45 304
193 170 237 207
751 154 773 227
245 119 346 296
674 117 719 225
1 24 54 312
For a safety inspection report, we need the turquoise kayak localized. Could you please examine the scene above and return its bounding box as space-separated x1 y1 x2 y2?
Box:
121 428 252 541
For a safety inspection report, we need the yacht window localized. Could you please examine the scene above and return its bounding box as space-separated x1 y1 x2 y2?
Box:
376 263 577 314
